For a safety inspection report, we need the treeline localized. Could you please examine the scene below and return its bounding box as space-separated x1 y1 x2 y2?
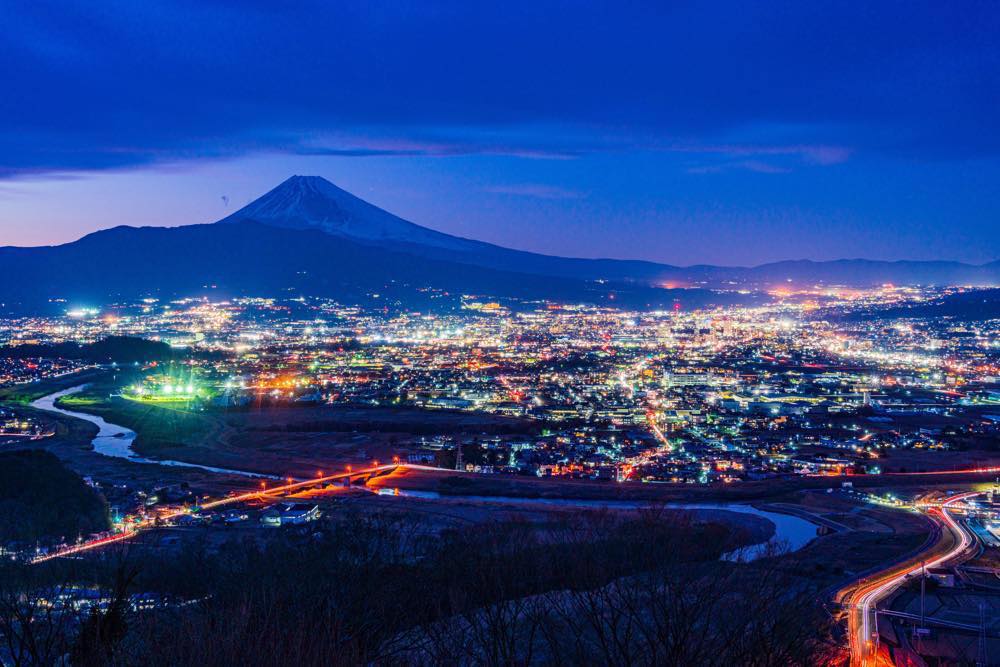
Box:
0 509 844 666
0 450 109 545
0 336 174 363
843 288 1000 322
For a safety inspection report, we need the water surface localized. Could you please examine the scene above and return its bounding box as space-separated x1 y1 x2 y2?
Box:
390 488 819 558
31 386 272 478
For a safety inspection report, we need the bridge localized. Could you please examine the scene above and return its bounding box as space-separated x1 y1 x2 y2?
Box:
875 609 997 635
32 463 448 563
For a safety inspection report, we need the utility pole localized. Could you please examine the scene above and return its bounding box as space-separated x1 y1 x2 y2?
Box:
454 439 463 471
873 608 880 657
915 560 927 654
920 560 926 628
977 602 988 667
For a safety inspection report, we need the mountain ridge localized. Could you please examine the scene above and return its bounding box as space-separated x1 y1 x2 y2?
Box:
0 175 997 313
214 176 999 286
0 221 735 312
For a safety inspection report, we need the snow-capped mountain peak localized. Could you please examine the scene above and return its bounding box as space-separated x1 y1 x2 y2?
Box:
218 175 475 250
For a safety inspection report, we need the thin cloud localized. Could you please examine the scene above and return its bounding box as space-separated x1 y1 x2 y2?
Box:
667 142 853 165
482 184 585 200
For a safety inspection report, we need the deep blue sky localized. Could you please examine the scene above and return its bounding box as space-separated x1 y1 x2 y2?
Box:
1 1 998 265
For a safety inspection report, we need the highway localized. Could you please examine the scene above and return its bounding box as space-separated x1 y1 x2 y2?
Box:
31 463 448 563
807 466 1000 480
840 491 980 667
887 467 1000 477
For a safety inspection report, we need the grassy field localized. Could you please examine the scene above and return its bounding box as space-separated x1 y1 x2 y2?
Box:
36 376 535 476
0 367 107 404
56 383 220 454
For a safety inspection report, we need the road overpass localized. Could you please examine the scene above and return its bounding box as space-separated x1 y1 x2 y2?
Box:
838 491 980 667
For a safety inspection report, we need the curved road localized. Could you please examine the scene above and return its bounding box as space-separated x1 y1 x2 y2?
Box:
32 463 447 563
839 492 979 666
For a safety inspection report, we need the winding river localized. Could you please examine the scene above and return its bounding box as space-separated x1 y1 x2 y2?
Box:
31 386 273 478
389 488 820 558
30 386 820 556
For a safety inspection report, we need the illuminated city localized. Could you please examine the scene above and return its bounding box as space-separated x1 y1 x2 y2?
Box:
3 287 1000 486
3 280 1000 665
2 4 999 666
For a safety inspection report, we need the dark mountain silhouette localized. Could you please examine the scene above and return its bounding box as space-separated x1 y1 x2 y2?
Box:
0 336 174 362
857 288 1000 320
0 175 996 313
217 175 674 282
735 258 1000 288
218 176 1000 287
0 221 735 312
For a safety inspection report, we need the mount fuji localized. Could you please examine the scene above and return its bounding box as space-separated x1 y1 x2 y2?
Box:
217 176 677 282
0 177 710 312
0 175 997 313
219 176 1000 287
219 176 476 251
